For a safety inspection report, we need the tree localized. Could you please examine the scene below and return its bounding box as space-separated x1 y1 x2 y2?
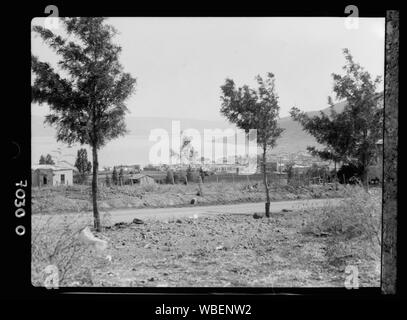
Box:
186 165 193 184
119 168 124 186
112 167 118 185
39 154 55 165
45 154 55 165
166 169 175 185
290 49 383 189
284 161 295 182
105 174 111 187
31 18 136 231
220 73 284 217
74 148 92 183
39 155 46 164
290 106 351 177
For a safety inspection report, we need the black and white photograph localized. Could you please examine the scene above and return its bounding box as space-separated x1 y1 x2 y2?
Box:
22 8 399 295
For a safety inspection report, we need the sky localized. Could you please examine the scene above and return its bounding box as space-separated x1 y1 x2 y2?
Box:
31 17 385 167
31 17 385 120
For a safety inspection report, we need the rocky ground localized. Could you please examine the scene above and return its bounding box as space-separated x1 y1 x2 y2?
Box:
89 208 379 287
32 191 380 287
32 186 381 288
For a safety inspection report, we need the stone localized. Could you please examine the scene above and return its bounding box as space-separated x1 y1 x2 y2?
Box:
253 212 264 219
79 226 108 252
132 218 144 224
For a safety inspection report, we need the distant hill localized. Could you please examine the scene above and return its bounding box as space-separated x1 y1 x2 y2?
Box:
273 100 347 154
31 100 348 157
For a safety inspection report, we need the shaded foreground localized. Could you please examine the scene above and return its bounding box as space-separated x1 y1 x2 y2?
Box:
32 186 381 288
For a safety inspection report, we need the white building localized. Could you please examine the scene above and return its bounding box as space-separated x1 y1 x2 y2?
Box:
31 164 76 187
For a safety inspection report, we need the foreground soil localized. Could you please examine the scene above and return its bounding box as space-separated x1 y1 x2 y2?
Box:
32 182 347 214
83 207 379 287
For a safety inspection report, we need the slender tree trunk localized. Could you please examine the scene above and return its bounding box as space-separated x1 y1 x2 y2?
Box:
334 160 338 190
362 165 369 191
262 146 271 217
91 144 101 232
361 153 369 191
198 175 204 196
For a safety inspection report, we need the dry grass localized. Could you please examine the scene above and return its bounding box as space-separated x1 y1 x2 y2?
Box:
32 182 348 214
301 185 381 281
31 211 113 287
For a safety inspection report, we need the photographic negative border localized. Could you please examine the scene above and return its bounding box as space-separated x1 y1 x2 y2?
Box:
4 3 402 300
381 10 399 295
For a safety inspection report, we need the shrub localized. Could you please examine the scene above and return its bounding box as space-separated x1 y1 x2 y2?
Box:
166 170 174 184
32 214 107 287
337 163 364 184
302 185 381 265
141 182 158 193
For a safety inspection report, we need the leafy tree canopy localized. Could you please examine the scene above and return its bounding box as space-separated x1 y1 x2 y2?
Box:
290 49 383 177
31 18 136 149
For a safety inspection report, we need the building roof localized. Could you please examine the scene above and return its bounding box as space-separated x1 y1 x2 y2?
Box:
129 173 155 180
292 164 310 168
141 171 167 178
32 164 75 171
57 160 78 171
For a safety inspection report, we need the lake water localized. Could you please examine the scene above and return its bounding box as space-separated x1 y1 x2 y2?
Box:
32 135 252 168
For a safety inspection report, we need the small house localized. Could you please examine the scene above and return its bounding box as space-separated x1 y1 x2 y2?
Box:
32 164 76 187
129 173 156 185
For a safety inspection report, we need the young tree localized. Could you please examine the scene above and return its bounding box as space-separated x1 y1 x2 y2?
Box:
119 168 124 186
290 49 382 189
105 174 111 187
112 167 118 185
220 73 284 217
166 169 175 185
285 161 295 183
74 148 92 184
186 165 193 184
31 18 136 231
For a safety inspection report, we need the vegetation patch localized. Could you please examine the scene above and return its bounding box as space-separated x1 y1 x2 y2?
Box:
32 182 348 214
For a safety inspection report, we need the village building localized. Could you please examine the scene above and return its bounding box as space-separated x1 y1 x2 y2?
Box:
129 173 156 185
32 164 77 187
291 164 311 175
141 171 167 183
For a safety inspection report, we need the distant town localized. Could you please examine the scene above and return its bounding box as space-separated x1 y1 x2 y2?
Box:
31 149 348 188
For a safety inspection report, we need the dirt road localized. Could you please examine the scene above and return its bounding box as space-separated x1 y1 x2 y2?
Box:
34 198 346 225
